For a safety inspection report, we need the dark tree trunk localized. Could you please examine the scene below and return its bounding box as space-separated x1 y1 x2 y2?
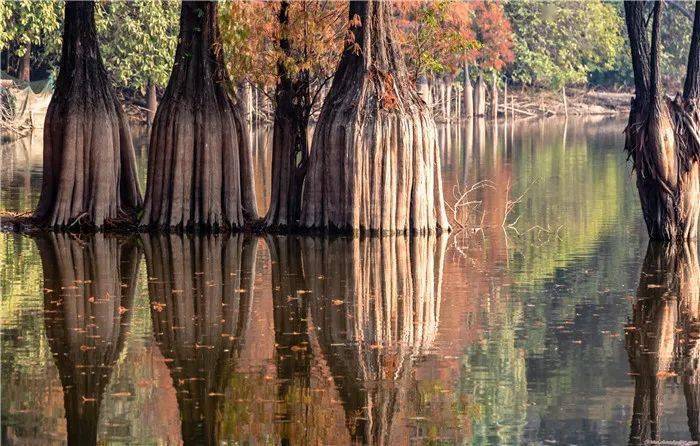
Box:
146 80 157 126
624 1 700 241
626 242 700 444
300 1 449 234
142 233 258 445
141 1 257 231
264 1 310 230
35 2 141 228
37 234 140 444
19 42 30 82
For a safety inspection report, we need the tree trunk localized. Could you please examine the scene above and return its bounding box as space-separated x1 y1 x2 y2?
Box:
19 42 30 82
474 74 486 117
417 75 432 109
37 233 139 444
463 63 473 119
35 2 141 228
445 74 453 122
146 80 157 126
265 1 310 230
300 1 449 234
491 71 498 120
624 1 700 241
142 233 258 445
141 1 258 230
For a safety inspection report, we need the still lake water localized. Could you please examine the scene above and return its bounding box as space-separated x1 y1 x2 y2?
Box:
1 117 696 445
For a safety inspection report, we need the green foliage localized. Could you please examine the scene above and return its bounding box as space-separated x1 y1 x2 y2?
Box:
505 0 624 88
0 0 62 66
95 0 179 91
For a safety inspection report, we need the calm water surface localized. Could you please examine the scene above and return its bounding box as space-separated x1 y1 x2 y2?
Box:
2 117 696 445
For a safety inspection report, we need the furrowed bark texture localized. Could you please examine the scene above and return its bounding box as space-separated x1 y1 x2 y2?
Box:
142 234 258 445
265 1 310 230
302 235 447 444
37 234 140 444
35 2 141 228
141 1 257 231
300 1 449 235
626 242 700 444
624 1 700 241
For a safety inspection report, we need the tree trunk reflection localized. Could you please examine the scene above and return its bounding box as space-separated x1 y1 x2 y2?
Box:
626 242 700 445
141 234 258 446
37 234 140 445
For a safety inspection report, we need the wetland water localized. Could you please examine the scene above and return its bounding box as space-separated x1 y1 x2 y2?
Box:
1 117 695 445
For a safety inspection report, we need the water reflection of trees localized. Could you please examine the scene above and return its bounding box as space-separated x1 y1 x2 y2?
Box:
37 234 140 444
300 236 447 445
141 234 258 446
626 242 700 445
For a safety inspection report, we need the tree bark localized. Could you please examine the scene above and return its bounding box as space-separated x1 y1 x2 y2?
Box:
624 1 700 241
445 73 453 122
146 80 157 126
37 233 140 444
491 71 498 120
19 42 30 82
463 64 474 119
474 74 486 117
141 1 258 231
265 1 310 230
35 1 141 228
300 1 449 234
142 233 258 445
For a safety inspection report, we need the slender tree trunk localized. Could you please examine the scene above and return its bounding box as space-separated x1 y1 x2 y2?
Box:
35 1 141 228
445 74 453 122
463 63 473 119
141 1 258 231
37 234 139 444
300 1 449 234
19 42 30 82
265 1 310 230
491 71 498 120
417 75 432 109
624 1 700 241
474 74 486 117
146 80 157 126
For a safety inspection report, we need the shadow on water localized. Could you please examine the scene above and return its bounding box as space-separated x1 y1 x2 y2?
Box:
626 242 700 445
36 233 140 444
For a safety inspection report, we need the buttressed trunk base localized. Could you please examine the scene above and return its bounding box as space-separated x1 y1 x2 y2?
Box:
300 1 449 235
35 2 141 228
141 1 257 231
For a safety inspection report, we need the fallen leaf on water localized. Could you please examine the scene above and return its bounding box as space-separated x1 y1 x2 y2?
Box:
111 392 132 397
332 299 344 306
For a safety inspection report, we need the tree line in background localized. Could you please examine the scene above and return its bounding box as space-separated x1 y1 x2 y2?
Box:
7 0 688 99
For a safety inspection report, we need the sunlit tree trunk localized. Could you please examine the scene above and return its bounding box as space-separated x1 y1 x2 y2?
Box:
141 1 257 231
624 1 700 241
463 63 473 119
474 74 486 117
300 1 449 234
491 71 499 120
35 1 141 228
